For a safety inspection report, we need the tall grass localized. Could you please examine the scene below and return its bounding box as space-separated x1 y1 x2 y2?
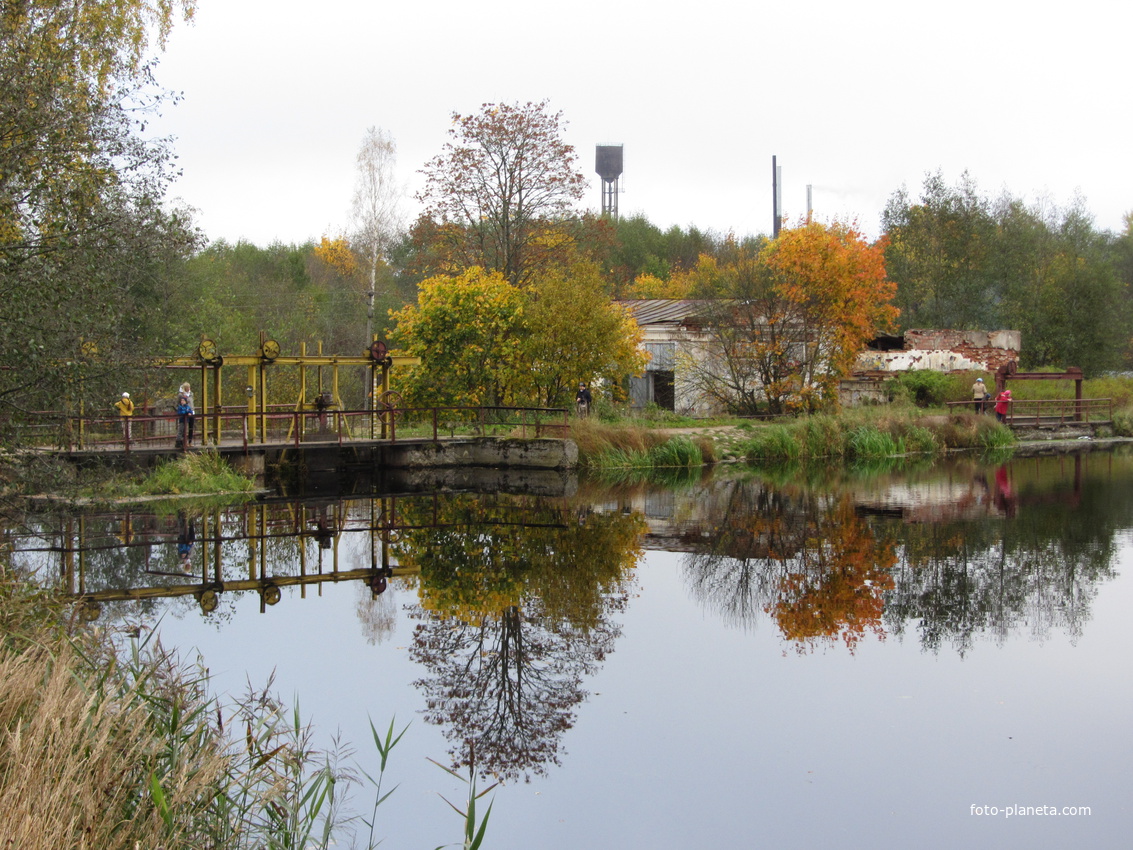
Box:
0 617 226 848
745 425 802 463
571 419 712 470
845 426 903 460
0 572 429 850
742 408 1013 465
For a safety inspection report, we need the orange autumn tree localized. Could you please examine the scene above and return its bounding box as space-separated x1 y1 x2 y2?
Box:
760 220 898 411
673 224 896 415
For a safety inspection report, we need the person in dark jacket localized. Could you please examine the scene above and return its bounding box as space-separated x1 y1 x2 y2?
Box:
575 383 593 416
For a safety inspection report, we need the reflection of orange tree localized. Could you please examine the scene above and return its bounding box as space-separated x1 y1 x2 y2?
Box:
769 498 897 653
394 494 644 781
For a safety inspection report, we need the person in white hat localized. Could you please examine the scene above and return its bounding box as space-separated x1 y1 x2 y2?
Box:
114 391 135 442
971 377 988 413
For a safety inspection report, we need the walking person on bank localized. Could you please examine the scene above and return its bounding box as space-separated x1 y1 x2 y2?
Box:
575 383 593 417
114 391 134 442
971 377 988 413
176 382 195 449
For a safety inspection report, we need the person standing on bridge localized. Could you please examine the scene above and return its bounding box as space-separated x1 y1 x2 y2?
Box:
994 388 1012 424
114 391 134 442
176 382 195 449
971 377 988 413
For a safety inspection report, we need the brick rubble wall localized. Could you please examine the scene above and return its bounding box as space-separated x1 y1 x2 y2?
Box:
901 330 1019 373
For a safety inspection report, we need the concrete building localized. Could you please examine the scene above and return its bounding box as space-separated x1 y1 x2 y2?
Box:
620 299 1021 414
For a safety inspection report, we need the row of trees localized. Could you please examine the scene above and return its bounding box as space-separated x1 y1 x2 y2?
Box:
4 2 1132 435
333 102 901 413
883 172 1133 375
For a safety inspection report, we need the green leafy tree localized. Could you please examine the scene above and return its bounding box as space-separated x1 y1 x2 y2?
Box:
996 199 1125 374
390 267 527 408
884 173 1128 375
523 264 647 407
882 171 998 329
0 0 198 434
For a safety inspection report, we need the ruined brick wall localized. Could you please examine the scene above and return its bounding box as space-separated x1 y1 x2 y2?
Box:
901 330 1020 372
854 329 1020 373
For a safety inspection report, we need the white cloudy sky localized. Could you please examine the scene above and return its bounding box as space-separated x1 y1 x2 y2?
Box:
147 0 1130 247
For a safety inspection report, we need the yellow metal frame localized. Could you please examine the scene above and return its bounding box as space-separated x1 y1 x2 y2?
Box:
160 336 419 446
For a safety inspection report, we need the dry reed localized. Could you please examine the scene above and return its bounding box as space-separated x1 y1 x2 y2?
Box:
0 640 226 849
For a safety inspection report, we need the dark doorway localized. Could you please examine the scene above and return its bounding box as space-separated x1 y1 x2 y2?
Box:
654 370 675 411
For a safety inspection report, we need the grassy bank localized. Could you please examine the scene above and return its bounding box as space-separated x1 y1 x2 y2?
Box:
570 404 1018 471
1 451 261 505
569 417 717 470
97 451 260 500
742 408 1015 464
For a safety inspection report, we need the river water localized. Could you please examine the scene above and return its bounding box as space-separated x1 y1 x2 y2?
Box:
11 449 1133 848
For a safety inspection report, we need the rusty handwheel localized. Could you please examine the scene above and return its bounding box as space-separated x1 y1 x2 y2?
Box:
377 390 403 427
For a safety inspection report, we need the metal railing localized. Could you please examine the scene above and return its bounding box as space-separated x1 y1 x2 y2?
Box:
948 397 1113 424
30 405 570 454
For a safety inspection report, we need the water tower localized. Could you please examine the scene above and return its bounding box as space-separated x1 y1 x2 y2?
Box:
595 145 623 219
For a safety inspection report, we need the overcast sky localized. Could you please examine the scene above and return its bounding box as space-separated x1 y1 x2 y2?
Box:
147 0 1130 248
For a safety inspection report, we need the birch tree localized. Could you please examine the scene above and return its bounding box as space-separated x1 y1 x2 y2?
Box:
350 126 401 344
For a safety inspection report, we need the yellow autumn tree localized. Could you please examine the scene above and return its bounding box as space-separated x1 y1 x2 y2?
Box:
313 235 358 278
625 271 691 299
761 220 898 410
678 222 898 415
524 263 648 407
391 264 648 410
390 267 527 408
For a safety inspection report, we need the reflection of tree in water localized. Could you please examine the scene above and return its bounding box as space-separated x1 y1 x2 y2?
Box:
354 577 405 645
395 494 643 782
681 455 1133 654
682 480 810 628
411 598 620 783
884 489 1122 655
682 481 894 651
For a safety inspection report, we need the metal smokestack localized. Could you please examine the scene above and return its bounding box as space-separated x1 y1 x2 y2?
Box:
772 156 780 237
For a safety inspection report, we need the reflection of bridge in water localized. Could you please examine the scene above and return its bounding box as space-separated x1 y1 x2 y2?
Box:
17 495 567 620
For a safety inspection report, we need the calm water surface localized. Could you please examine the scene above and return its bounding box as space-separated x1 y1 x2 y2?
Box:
15 450 1133 848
